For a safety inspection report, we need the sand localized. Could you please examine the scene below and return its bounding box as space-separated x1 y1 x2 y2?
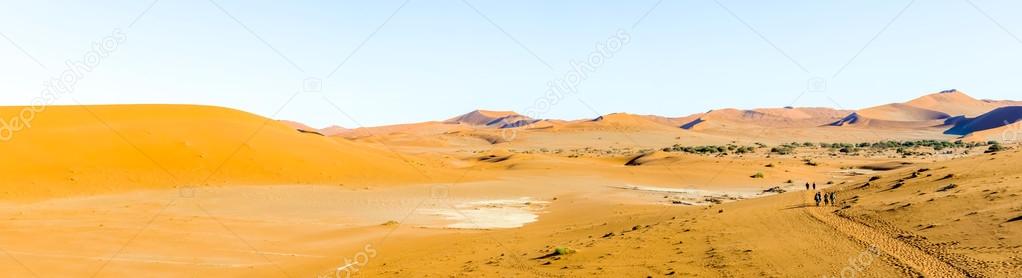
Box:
1 93 1019 277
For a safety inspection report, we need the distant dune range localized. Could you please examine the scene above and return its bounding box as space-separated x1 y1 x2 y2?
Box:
2 90 1018 199
294 90 1020 145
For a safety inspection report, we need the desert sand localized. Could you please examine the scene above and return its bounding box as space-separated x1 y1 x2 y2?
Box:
0 90 1019 277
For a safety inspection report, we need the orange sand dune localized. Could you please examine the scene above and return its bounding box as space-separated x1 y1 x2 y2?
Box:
855 103 950 122
0 105 430 199
333 121 473 138
679 107 850 130
320 125 351 136
947 106 1022 136
278 120 318 132
279 120 350 136
567 113 678 130
905 90 1001 117
445 109 536 128
960 124 1020 142
832 149 1022 276
832 90 1018 131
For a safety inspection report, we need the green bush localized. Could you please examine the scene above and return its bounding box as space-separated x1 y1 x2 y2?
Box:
554 247 575 256
986 143 1004 153
770 147 794 155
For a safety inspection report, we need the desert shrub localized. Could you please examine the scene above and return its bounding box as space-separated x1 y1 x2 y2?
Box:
554 247 575 256
751 172 765 178
734 146 755 154
770 147 794 155
986 143 1004 153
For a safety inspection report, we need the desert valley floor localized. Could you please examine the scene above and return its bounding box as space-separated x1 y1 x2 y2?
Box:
0 90 1020 277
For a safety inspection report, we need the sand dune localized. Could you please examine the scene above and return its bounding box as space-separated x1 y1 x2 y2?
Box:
311 91 1018 147
905 89 1001 117
832 149 1022 277
831 90 1019 133
853 103 950 122
0 105 429 199
320 125 351 136
946 106 1022 136
445 109 537 128
571 113 677 130
680 107 850 130
961 124 1021 142
333 121 472 138
278 120 319 133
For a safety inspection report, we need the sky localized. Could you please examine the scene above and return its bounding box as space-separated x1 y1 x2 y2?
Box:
2 0 1022 128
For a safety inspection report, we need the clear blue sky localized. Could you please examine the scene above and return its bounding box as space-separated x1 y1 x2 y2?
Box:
2 0 1021 128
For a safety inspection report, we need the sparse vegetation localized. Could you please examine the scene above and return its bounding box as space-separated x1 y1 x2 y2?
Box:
986 143 1004 153
553 247 575 256
751 172 765 179
662 144 755 155
770 146 794 155
637 139 990 161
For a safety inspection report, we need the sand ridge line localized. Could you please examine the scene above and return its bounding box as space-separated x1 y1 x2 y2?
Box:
806 207 967 278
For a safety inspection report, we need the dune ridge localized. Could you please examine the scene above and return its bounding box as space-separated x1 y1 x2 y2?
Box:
0 104 430 199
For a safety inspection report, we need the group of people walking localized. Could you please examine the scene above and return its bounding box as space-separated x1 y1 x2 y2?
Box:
806 182 837 207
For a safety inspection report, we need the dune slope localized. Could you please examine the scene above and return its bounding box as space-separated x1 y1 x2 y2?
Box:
945 106 1022 136
0 105 427 199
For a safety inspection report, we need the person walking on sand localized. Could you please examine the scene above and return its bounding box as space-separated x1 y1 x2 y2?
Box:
805 182 810 190
823 192 830 206
814 192 822 207
812 183 817 190
830 192 836 206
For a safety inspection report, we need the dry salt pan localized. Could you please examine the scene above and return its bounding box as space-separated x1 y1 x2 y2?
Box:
418 197 548 229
